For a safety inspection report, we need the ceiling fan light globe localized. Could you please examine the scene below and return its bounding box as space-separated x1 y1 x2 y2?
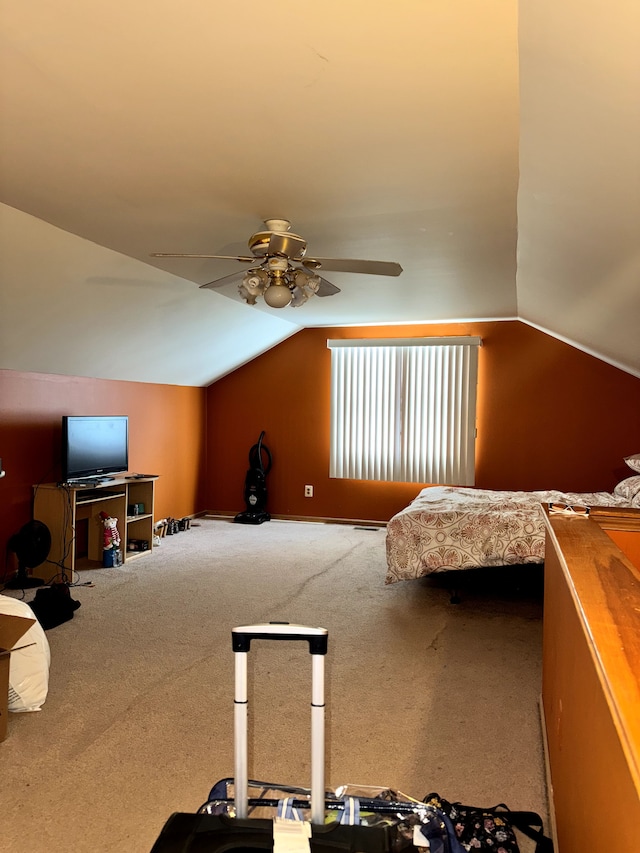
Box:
243 272 267 294
263 283 292 308
289 286 309 307
238 283 258 304
306 274 321 293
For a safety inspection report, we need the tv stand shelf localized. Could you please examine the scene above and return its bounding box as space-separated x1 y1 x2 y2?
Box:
76 490 126 504
33 476 157 578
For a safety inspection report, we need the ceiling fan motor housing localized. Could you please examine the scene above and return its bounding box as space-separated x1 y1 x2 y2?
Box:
248 219 307 259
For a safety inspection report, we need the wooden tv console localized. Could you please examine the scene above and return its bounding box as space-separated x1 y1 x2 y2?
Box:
32 476 157 579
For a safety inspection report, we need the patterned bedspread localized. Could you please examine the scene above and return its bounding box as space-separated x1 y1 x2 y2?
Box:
384 485 630 584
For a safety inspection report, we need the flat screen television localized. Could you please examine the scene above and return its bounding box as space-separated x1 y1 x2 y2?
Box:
62 415 129 481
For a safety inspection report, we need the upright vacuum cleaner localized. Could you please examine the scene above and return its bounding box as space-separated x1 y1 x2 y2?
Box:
234 431 272 525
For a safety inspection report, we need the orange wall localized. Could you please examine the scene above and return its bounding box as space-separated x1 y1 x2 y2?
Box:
0 369 207 573
3 321 639 564
205 320 640 523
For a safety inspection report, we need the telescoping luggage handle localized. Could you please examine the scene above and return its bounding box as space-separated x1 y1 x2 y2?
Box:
232 623 329 825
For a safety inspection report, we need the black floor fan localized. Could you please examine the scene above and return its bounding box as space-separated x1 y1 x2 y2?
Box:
5 520 51 589
234 431 272 525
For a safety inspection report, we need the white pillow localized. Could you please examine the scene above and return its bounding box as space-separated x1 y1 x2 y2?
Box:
624 453 640 473
614 475 640 501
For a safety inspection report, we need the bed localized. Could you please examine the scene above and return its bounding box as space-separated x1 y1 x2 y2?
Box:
385 460 640 584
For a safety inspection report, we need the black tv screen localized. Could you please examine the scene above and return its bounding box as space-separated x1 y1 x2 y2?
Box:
62 415 129 481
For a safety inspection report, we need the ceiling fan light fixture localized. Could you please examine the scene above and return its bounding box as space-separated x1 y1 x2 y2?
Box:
246 269 269 290
263 282 292 308
289 269 321 307
239 288 258 305
289 286 309 308
238 269 269 304
293 269 309 288
305 273 321 294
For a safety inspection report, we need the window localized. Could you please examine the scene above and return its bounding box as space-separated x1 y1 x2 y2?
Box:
327 337 481 484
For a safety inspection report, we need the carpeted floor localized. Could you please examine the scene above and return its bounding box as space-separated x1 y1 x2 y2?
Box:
2 518 549 852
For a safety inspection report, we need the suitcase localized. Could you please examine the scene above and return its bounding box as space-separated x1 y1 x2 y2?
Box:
150 622 454 853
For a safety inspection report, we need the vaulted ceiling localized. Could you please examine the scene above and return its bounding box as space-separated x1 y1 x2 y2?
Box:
1 1 638 386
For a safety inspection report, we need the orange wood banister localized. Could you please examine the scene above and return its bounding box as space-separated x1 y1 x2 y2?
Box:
542 510 640 852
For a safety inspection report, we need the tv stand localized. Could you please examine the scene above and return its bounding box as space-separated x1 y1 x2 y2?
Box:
32 476 158 579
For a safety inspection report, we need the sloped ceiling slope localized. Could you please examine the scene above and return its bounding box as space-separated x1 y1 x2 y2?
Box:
0 204 297 386
517 0 640 376
0 1 638 386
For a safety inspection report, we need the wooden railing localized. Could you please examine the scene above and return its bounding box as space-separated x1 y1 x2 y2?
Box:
542 507 640 852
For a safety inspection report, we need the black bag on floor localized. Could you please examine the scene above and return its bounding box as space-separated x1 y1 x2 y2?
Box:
424 794 553 853
30 583 81 630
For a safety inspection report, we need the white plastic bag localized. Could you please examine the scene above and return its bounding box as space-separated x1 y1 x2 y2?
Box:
0 594 51 712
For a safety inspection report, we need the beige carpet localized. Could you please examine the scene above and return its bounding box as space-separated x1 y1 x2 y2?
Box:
2 518 548 852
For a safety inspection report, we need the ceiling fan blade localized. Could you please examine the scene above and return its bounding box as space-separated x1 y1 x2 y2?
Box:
199 270 249 290
268 232 307 259
302 257 403 276
151 253 256 262
316 277 341 297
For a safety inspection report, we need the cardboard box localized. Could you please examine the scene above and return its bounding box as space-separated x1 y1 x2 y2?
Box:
0 612 36 742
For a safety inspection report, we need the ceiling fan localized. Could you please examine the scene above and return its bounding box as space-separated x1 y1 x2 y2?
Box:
151 219 403 308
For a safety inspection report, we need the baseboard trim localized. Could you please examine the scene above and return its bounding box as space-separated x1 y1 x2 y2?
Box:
200 511 387 528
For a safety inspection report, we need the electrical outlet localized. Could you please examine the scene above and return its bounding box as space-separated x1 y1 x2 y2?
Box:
304 485 314 498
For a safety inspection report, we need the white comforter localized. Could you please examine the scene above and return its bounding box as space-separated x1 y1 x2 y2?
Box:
385 485 630 584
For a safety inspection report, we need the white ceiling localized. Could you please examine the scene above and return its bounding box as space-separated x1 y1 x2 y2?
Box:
0 1 638 386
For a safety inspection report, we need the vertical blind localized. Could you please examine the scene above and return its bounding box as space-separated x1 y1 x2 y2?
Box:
327 337 481 484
